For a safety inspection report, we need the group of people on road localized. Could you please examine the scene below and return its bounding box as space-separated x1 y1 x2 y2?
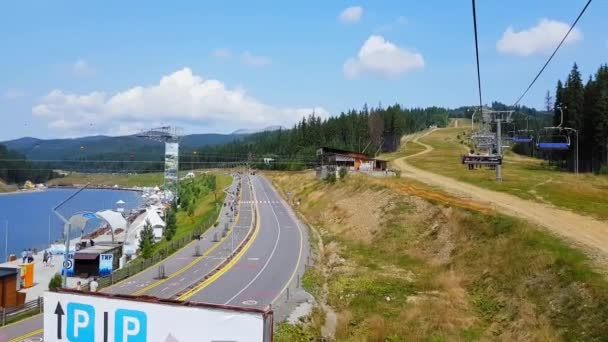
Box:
20 248 54 266
20 248 34 264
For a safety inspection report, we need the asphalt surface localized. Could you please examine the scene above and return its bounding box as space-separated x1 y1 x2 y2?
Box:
187 175 304 310
0 173 308 341
0 174 249 342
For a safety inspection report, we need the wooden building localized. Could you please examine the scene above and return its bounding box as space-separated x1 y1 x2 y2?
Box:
316 147 387 172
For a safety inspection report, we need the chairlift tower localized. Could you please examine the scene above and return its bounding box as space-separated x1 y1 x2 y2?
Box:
483 109 513 182
137 126 183 202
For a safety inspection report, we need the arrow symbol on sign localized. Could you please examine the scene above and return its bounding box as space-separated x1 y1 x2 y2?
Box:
54 302 65 340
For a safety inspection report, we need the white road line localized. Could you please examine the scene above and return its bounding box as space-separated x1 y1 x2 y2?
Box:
224 176 282 305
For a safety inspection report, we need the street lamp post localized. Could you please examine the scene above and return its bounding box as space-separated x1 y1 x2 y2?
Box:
53 184 90 288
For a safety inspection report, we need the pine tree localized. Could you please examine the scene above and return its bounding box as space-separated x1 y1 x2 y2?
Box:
563 63 585 130
164 209 177 241
138 220 155 259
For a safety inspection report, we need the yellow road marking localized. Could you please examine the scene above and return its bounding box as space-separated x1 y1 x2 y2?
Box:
177 183 261 301
8 328 44 342
4 177 249 341
103 179 239 292
133 193 243 295
0 314 41 330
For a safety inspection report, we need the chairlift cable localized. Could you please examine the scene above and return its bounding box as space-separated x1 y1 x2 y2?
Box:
512 0 593 107
471 0 483 113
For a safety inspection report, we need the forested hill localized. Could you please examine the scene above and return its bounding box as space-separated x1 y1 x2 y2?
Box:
0 144 56 184
2 133 247 161
192 104 452 169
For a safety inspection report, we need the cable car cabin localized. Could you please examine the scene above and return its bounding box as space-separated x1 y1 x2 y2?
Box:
536 134 570 150
461 154 502 166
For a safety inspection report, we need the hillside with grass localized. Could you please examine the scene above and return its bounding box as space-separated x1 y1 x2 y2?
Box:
268 171 608 341
399 122 608 220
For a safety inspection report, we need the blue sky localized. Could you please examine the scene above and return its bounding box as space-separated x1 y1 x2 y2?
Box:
1 0 606 140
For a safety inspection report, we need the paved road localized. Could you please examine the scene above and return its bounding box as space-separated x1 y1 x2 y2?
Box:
0 174 251 342
0 174 307 341
185 175 305 311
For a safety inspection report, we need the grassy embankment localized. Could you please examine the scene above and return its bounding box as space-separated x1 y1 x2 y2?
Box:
399 123 608 220
152 173 231 253
268 171 608 341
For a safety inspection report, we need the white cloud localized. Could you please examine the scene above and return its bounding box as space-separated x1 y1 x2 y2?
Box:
212 48 232 59
3 89 25 100
343 35 424 79
72 58 95 77
376 16 407 32
241 51 272 67
339 6 363 24
32 68 326 135
497 18 583 56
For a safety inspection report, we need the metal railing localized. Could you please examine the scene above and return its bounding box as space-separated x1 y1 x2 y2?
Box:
0 296 44 326
0 207 220 326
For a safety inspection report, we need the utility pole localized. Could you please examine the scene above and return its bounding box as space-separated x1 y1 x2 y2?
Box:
53 184 90 288
496 118 502 182
4 220 8 263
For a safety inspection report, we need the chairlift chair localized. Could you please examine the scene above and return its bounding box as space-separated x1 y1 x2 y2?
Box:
512 130 534 143
536 105 573 150
536 129 571 150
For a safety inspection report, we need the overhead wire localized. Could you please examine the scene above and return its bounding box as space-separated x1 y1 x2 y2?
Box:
471 0 484 113
512 0 593 107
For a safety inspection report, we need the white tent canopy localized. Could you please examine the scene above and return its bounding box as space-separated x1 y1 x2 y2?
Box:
96 210 127 232
126 209 166 244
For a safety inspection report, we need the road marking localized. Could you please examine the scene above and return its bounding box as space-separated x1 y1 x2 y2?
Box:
132 199 244 296
8 328 44 342
4 177 250 341
223 177 282 305
263 176 305 305
242 300 258 306
177 182 261 301
248 257 259 261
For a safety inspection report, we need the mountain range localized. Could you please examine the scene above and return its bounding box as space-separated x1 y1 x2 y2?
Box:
1 126 283 161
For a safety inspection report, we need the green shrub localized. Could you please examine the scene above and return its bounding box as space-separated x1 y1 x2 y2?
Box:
325 172 337 184
339 167 348 179
48 273 63 290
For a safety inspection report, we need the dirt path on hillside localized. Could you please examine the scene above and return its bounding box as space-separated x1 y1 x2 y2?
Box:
394 129 608 262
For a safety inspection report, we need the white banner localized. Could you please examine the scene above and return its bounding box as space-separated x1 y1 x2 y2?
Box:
44 291 271 342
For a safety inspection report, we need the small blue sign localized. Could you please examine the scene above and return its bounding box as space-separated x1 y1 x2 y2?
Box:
61 252 75 277
63 301 147 342
83 213 97 219
115 309 147 342
67 302 95 341
99 253 114 277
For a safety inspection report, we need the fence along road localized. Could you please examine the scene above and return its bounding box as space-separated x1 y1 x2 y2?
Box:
0 174 257 342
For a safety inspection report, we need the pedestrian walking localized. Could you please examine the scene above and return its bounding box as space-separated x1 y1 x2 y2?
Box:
43 250 49 267
89 277 99 292
26 249 33 263
76 281 82 291
21 249 27 263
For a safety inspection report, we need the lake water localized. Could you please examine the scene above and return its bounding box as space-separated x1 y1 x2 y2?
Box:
0 188 141 261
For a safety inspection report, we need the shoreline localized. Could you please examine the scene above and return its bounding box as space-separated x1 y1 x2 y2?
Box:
0 184 142 196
